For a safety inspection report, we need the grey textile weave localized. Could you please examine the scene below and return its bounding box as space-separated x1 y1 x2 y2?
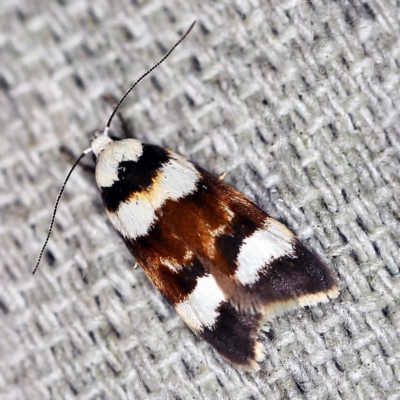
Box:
1 1 400 399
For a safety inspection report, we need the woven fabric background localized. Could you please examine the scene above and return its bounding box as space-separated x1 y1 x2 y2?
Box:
1 1 399 399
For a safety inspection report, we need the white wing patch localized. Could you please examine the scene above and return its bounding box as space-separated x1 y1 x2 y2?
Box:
236 219 295 285
174 274 225 333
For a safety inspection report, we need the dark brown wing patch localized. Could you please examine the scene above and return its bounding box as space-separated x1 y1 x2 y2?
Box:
200 302 264 370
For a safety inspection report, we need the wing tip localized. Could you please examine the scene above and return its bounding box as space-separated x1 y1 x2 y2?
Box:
229 340 265 371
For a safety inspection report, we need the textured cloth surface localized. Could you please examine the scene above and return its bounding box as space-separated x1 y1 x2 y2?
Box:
1 1 400 399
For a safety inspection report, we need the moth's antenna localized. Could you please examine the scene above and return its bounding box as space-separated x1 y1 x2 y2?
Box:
32 148 91 274
105 20 196 129
33 22 196 274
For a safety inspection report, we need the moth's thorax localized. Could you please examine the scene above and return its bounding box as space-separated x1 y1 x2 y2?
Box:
92 137 143 188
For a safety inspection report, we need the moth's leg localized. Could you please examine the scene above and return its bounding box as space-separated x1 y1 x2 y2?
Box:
218 172 227 181
59 145 95 175
101 94 135 139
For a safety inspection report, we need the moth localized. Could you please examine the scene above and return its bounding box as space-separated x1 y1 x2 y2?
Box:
34 22 338 371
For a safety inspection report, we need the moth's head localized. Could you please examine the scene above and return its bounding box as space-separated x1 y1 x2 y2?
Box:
91 129 113 159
